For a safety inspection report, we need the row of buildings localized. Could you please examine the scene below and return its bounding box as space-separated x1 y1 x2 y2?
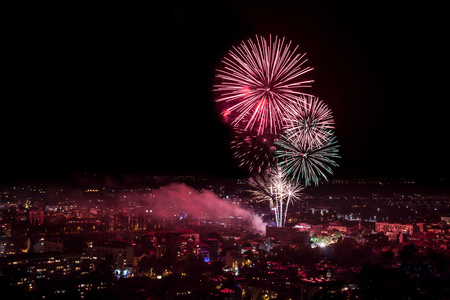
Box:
0 216 449 299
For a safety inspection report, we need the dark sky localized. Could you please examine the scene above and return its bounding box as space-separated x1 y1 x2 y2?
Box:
3 1 448 182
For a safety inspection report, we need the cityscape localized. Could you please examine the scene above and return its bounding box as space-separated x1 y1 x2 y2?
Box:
0 174 449 299
3 1 448 300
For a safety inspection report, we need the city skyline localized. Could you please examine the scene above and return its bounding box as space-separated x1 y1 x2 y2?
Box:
2 3 449 299
3 2 447 182
1 173 449 299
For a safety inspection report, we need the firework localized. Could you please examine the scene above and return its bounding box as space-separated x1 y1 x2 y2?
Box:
214 35 313 135
275 133 340 186
249 166 303 227
284 95 335 149
230 125 278 174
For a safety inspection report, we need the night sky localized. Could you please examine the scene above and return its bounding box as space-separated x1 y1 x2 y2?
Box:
3 2 448 182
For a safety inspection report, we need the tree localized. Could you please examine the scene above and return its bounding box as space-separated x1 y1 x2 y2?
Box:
399 243 417 264
381 250 394 265
208 231 223 242
210 260 224 276
356 263 419 299
361 228 372 236
333 230 344 239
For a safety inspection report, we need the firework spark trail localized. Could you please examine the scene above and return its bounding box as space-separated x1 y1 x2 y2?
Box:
249 166 303 227
215 34 341 226
284 96 335 149
230 125 278 174
215 35 313 135
275 134 340 187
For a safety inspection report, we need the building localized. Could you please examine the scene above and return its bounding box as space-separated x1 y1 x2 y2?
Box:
0 240 6 257
310 224 326 236
33 239 64 253
375 222 417 235
266 226 310 245
358 232 389 245
328 224 348 234
0 252 94 290
259 238 274 253
89 243 134 270
205 238 220 260
310 206 340 215
157 230 201 259
29 208 45 226
294 223 311 232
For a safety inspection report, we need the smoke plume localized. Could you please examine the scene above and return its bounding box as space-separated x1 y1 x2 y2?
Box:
149 183 266 234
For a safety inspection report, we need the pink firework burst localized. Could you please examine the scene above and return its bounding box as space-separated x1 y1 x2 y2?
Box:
283 95 335 149
214 35 314 135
